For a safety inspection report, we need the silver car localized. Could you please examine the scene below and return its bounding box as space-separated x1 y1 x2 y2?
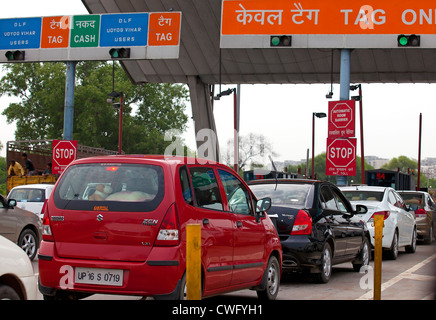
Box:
340 186 417 260
399 191 435 244
0 194 42 261
8 184 54 220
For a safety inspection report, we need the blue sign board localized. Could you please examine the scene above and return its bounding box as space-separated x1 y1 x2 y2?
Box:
99 13 149 47
0 17 42 50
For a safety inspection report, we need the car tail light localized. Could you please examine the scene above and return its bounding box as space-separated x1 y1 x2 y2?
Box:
291 210 312 235
40 199 48 217
369 211 390 221
42 204 54 241
414 208 427 217
155 203 180 246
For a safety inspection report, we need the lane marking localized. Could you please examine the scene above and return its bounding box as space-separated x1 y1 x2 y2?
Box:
357 253 436 300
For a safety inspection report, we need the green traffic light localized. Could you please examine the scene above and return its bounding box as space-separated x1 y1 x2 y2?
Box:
4 50 25 61
397 34 420 47
398 36 408 46
109 48 130 59
109 48 120 58
5 51 14 60
271 36 280 46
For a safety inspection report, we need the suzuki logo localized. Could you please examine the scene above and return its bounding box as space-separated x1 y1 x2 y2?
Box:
96 214 103 222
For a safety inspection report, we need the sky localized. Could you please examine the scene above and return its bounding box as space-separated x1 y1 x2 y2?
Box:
1 1 435 165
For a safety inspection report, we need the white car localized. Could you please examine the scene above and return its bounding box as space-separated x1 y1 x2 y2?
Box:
340 186 417 260
0 235 37 300
8 184 54 220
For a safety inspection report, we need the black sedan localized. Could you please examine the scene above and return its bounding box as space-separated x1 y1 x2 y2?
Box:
248 179 370 283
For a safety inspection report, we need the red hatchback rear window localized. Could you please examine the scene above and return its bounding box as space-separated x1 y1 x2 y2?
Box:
53 163 164 212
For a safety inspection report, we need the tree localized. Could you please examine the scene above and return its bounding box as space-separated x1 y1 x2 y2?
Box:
381 155 417 173
381 155 430 188
223 133 278 172
0 63 66 140
0 62 189 154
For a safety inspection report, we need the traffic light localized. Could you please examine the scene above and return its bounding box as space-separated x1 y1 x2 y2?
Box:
5 50 25 61
270 35 292 47
109 48 130 59
397 34 420 47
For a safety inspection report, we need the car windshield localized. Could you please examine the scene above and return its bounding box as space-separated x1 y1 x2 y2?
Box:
249 183 312 208
54 163 164 212
342 190 384 202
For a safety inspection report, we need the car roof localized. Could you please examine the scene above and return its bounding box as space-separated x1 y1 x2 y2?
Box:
247 178 320 185
340 186 389 192
10 184 55 190
70 155 220 167
397 190 429 195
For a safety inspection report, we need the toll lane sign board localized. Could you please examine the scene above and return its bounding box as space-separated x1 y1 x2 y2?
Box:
221 0 436 48
0 12 181 63
100 13 148 47
326 138 357 176
328 100 355 138
41 16 70 48
52 140 77 175
0 17 41 49
70 15 100 48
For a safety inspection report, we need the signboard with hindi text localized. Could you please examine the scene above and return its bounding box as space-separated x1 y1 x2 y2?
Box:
221 0 436 48
0 11 181 63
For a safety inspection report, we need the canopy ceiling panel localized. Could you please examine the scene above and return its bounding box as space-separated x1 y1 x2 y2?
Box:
82 0 436 85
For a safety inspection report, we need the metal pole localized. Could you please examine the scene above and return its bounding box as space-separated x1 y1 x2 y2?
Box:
311 113 315 179
337 49 351 186
233 89 238 172
63 61 76 140
236 84 241 173
359 85 365 184
417 113 422 190
118 93 124 155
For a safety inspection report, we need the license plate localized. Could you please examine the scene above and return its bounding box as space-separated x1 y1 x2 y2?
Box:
75 267 123 286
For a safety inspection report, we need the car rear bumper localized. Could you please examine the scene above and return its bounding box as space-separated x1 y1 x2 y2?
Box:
38 241 184 298
280 235 323 271
416 217 431 239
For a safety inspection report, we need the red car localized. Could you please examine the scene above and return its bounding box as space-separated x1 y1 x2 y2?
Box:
38 155 281 300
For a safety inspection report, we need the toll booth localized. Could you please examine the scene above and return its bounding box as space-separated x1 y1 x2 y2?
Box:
365 169 415 190
243 169 299 182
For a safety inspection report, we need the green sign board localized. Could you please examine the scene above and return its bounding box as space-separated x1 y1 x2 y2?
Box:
70 15 100 48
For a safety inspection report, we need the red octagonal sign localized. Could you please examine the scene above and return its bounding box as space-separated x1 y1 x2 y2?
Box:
52 140 77 174
328 100 355 138
326 138 356 176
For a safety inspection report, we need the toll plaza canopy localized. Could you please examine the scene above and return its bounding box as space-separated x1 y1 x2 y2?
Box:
82 0 436 84
81 0 436 160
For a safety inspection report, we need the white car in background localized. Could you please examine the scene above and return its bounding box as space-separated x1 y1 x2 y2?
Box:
8 184 54 220
340 186 417 260
0 235 37 300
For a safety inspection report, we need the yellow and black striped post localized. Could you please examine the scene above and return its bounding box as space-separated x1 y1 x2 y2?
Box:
373 214 384 300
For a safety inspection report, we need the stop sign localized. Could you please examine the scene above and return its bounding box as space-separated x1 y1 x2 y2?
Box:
326 138 356 176
52 140 77 174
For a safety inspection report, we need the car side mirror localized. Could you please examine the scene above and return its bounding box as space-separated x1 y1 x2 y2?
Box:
256 197 271 213
7 199 17 209
355 204 368 214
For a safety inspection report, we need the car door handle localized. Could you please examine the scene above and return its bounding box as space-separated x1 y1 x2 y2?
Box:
236 221 242 228
202 218 209 225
